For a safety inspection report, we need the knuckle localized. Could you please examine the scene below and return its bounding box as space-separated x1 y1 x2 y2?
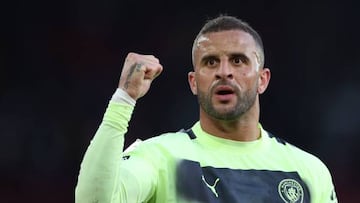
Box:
127 52 134 58
127 52 138 61
151 55 159 62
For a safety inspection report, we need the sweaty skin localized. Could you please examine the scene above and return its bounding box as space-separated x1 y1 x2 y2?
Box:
253 51 261 72
193 33 263 72
196 35 210 47
189 30 271 142
192 35 210 65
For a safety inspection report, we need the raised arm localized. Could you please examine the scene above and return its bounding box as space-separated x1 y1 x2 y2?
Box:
75 53 163 203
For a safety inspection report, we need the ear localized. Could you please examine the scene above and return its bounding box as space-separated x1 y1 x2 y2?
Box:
257 68 271 94
188 71 197 95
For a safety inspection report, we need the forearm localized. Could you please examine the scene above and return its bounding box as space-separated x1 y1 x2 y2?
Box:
75 51 163 202
75 100 134 203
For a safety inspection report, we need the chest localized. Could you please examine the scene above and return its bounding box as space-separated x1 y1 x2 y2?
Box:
175 159 310 203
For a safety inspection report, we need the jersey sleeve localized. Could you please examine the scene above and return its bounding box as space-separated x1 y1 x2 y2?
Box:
300 151 338 203
75 101 157 203
316 161 338 203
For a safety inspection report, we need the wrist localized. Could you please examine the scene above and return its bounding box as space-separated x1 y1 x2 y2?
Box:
111 88 136 106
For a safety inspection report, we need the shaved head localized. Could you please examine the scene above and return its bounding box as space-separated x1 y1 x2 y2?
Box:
192 15 265 68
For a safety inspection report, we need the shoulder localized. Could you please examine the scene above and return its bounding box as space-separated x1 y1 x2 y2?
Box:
265 132 336 200
124 131 192 155
121 130 197 169
266 131 330 172
144 130 193 145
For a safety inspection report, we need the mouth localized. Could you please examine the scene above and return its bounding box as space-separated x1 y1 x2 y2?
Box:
214 85 235 101
215 85 235 95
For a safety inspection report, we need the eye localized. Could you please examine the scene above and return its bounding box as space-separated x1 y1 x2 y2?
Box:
208 59 216 65
231 54 249 66
232 57 243 65
206 58 218 67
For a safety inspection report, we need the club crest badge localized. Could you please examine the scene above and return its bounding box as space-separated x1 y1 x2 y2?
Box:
278 179 304 203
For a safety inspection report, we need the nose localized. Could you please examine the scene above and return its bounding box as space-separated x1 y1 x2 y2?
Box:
215 61 233 80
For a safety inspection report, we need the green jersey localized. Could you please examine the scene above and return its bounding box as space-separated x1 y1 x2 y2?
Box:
76 101 337 203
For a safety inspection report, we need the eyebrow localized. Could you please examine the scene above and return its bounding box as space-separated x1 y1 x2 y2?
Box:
200 55 218 64
229 52 249 59
230 53 250 62
200 53 250 63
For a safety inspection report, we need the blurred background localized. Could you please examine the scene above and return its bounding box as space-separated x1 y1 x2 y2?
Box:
1 0 359 202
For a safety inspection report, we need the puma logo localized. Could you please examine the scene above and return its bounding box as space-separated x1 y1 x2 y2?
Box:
201 175 220 197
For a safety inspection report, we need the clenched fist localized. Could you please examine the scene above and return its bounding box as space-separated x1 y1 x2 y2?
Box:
118 53 163 100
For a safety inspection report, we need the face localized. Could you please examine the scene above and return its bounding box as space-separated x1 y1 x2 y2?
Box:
189 30 270 121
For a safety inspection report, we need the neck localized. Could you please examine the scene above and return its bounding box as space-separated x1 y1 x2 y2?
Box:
199 101 261 142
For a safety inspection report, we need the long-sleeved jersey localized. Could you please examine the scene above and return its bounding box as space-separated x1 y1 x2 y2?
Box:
75 101 338 203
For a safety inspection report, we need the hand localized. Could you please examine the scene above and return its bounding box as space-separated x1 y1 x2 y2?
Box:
118 52 163 100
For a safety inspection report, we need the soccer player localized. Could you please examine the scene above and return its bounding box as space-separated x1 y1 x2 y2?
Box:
75 15 338 202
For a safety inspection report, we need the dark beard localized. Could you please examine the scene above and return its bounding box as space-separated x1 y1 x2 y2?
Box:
197 82 257 121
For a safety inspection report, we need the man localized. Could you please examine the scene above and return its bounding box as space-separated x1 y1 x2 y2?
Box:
76 15 337 202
